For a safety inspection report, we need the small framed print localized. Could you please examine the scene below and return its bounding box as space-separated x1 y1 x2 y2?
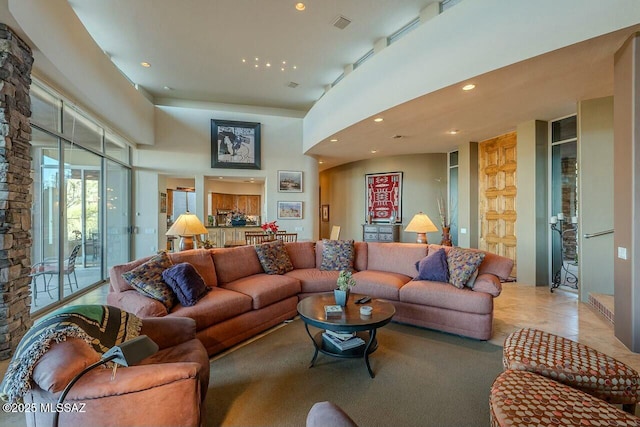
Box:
277 201 303 219
160 192 167 213
278 170 303 192
321 204 330 222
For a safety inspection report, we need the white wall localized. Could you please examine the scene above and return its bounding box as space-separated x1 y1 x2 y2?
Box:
304 0 640 151
132 100 317 255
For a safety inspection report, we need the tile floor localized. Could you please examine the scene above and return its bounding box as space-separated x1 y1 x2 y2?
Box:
0 281 639 427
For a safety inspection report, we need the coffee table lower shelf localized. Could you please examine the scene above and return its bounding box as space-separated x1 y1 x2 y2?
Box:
305 324 379 378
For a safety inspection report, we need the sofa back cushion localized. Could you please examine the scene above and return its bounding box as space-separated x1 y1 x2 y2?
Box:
315 240 368 271
285 241 316 269
367 242 428 278
212 245 263 285
168 249 218 287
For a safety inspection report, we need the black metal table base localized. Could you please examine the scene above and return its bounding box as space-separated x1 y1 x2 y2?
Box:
304 322 378 378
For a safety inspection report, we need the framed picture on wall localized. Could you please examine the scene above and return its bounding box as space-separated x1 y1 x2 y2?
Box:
321 204 330 222
278 170 303 192
365 172 403 223
159 192 167 213
277 201 303 219
211 119 261 169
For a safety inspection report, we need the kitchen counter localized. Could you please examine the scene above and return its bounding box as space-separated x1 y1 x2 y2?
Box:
206 225 260 228
205 226 261 248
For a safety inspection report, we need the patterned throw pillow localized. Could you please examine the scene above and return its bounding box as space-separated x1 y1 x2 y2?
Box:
254 240 294 275
121 252 177 309
319 239 355 271
162 262 210 306
414 248 449 282
447 247 485 289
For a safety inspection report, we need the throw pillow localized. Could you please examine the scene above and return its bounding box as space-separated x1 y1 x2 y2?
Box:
446 247 485 289
465 269 480 288
161 262 210 306
121 252 177 309
319 239 355 271
254 240 294 275
414 248 449 282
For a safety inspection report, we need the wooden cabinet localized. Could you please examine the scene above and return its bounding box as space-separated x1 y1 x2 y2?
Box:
362 224 401 242
246 195 260 215
209 192 261 215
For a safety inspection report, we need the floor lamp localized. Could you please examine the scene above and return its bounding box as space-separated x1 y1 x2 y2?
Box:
404 212 438 244
166 211 209 251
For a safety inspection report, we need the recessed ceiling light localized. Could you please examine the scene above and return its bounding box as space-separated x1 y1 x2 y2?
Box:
319 160 324 164
163 86 173 90
448 130 459 135
282 61 286 65
242 58 246 63
462 84 476 91
255 64 259 68
295 2 306 11
371 149 378 154
281 67 285 71
266 63 271 67
374 117 383 123
140 61 151 68
293 65 297 69
330 138 338 142
218 177 224 180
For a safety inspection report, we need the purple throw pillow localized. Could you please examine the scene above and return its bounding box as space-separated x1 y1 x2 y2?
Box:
161 262 209 307
414 248 449 282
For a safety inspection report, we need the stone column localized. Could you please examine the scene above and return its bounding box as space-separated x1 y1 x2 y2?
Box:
0 24 34 359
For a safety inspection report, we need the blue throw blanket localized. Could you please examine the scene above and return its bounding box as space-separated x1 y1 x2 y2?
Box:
0 305 141 403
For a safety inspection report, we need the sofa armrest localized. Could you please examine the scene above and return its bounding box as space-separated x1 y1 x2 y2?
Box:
471 273 502 297
66 362 200 401
141 317 197 349
107 289 168 317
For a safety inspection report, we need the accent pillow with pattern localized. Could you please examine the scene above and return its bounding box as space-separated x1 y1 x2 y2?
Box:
446 247 485 289
254 239 294 275
121 251 177 309
319 239 355 271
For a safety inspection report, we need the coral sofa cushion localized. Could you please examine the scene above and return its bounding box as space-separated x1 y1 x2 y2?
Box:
219 274 301 309
170 287 253 329
285 241 316 269
162 263 210 307
447 247 485 289
415 248 449 282
285 269 340 293
367 242 428 278
352 270 411 301
122 252 177 309
254 240 294 275
319 239 355 271
399 280 493 314
213 245 263 285
168 249 217 287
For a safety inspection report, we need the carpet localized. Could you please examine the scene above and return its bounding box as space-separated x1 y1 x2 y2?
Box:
205 319 503 427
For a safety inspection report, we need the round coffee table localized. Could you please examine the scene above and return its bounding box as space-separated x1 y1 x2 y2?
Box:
297 292 395 378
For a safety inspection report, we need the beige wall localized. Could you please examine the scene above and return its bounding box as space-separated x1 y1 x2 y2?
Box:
578 97 614 302
320 153 447 242
457 142 478 248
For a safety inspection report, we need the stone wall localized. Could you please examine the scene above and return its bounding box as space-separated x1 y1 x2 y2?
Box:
0 24 33 359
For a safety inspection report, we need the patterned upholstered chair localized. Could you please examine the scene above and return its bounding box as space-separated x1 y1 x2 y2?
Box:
503 328 640 413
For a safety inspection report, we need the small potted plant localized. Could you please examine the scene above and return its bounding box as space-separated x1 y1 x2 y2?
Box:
335 270 356 306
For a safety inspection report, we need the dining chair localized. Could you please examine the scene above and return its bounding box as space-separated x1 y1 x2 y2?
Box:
245 234 276 245
275 233 298 242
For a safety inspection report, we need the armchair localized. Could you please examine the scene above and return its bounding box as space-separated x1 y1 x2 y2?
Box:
23 317 209 427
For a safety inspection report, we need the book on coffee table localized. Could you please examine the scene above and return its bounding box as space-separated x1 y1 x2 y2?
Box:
324 305 343 318
322 332 365 351
324 329 355 341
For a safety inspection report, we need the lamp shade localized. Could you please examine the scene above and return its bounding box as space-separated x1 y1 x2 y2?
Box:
166 212 208 237
404 212 438 244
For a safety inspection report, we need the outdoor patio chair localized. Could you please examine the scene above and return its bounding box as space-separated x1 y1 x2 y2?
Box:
30 244 82 304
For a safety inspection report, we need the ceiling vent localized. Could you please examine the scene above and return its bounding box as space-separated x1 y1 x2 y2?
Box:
391 135 404 139
333 15 352 30
287 81 299 88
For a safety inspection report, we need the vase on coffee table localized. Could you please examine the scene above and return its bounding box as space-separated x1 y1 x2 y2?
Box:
334 289 349 306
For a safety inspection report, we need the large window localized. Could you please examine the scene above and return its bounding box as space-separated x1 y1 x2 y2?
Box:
29 79 132 313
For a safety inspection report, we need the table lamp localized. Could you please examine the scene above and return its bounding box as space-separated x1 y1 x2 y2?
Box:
404 212 438 244
166 211 209 251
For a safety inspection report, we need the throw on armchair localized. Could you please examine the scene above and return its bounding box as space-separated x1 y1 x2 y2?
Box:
22 316 209 427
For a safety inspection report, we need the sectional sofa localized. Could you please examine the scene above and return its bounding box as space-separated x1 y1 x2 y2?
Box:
108 241 513 356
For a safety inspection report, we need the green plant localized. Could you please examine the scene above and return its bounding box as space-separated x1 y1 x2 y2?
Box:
336 270 356 291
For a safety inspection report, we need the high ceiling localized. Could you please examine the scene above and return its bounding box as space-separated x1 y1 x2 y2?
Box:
64 1 640 171
68 0 435 112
